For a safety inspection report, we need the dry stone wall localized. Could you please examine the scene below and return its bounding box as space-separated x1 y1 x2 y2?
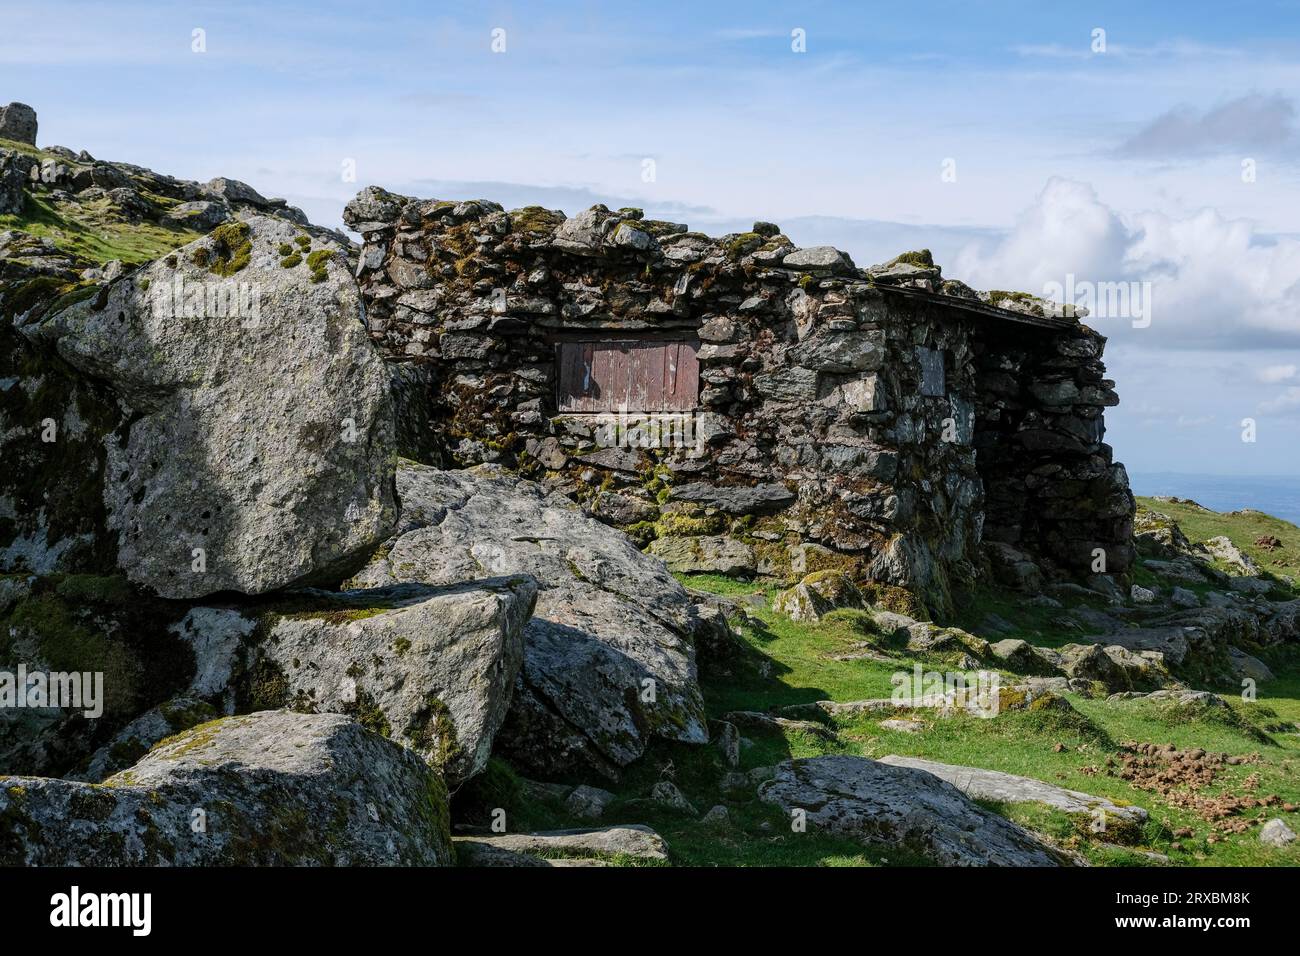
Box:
343 188 1134 615
973 321 1135 580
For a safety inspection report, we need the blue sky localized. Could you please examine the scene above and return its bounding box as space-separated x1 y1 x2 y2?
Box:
5 1 1300 478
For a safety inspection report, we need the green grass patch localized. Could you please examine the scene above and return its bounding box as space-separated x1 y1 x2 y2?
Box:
0 193 201 265
1137 496 1300 596
488 570 1300 867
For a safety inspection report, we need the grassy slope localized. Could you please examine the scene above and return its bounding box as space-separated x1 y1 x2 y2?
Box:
683 578 1300 867
458 512 1300 867
0 137 202 264
1136 495 1300 592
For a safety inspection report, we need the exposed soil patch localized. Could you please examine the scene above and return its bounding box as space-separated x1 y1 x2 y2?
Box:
1095 741 1298 833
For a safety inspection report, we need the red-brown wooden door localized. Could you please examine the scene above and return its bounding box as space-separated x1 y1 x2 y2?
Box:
555 339 700 412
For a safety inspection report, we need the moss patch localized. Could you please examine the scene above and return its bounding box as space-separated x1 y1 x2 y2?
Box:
305 248 332 283
205 221 252 277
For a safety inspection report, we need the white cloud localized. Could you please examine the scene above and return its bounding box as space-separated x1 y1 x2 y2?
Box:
714 28 787 40
1258 364 1297 383
1260 386 1300 415
952 178 1300 350
1013 39 1245 62
953 179 1130 291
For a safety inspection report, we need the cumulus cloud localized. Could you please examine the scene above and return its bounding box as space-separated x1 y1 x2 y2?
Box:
952 177 1300 349
1116 93 1297 158
952 179 1130 293
1258 364 1297 383
1259 386 1300 415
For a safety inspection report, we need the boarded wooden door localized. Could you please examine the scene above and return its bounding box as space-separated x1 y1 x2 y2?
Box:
555 339 700 412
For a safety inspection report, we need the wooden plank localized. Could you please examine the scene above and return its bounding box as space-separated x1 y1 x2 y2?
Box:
665 342 677 409
556 342 578 412
629 341 648 411
666 339 699 410
558 341 599 413
571 342 587 412
608 343 625 410
587 343 605 413
644 341 667 411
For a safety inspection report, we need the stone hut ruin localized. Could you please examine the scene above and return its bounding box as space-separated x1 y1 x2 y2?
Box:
343 190 1135 616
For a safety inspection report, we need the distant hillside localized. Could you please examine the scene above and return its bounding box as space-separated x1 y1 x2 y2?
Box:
1136 495 1299 596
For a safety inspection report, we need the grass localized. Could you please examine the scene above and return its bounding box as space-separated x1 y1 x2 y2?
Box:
0 189 201 265
0 136 54 161
697 605 902 715
455 558 1300 867
948 586 1105 649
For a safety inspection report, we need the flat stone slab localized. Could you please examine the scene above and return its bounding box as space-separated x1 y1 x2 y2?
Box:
879 755 1146 822
454 825 668 865
879 718 925 733
759 755 1071 866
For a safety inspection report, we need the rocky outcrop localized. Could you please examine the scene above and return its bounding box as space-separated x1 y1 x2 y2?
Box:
174 578 536 784
0 149 27 216
1134 507 1196 558
758 755 1070 866
346 461 708 779
878 755 1146 822
1203 535 1261 575
773 570 865 622
1029 641 1166 691
3 107 325 585
15 217 397 598
0 711 453 866
0 102 37 145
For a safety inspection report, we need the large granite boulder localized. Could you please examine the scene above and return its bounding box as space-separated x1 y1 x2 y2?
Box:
0 711 453 866
173 577 536 784
758 755 1070 866
0 103 37 146
347 462 709 779
15 216 396 598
